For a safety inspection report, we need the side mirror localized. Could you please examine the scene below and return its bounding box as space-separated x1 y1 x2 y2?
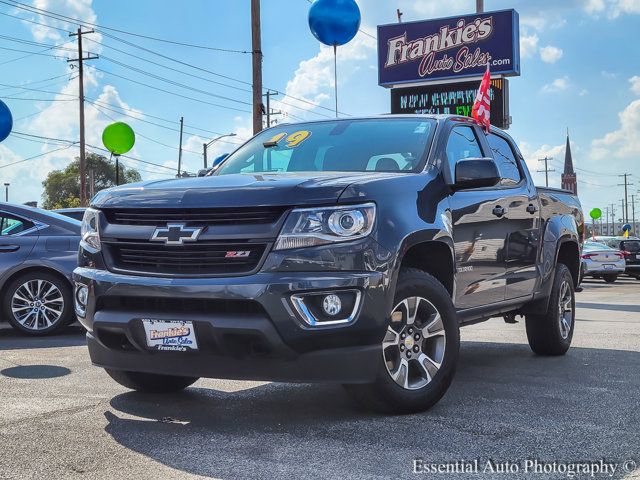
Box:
454 158 500 190
197 169 211 177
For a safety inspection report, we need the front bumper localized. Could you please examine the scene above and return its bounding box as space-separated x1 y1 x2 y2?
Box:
73 267 388 383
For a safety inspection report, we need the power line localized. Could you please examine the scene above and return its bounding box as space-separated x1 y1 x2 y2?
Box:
92 65 252 114
0 143 77 169
99 55 253 105
9 130 180 173
85 99 245 145
87 102 202 155
2 2 351 117
0 0 251 53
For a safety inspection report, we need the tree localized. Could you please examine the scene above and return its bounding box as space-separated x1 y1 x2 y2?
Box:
42 152 142 209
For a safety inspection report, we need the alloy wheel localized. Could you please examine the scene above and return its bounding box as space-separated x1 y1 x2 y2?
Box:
383 296 446 390
11 280 65 331
558 280 573 340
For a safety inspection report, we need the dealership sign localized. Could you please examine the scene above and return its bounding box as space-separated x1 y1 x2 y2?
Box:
378 9 520 87
390 78 510 129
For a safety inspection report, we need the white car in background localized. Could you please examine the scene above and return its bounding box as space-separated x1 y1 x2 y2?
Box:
580 240 626 283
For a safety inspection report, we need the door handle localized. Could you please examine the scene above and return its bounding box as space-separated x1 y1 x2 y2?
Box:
492 206 506 217
526 204 538 214
0 245 19 252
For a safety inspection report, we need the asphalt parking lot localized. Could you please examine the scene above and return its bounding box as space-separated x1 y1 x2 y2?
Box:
0 278 638 480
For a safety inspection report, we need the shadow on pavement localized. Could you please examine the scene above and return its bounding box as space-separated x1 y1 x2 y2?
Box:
103 342 640 479
577 302 640 313
0 324 86 350
1 364 71 379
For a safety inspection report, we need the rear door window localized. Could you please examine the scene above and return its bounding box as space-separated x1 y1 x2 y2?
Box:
0 214 34 235
487 134 522 186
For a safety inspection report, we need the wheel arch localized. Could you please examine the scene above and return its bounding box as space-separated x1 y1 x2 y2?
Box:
0 264 73 298
392 232 456 306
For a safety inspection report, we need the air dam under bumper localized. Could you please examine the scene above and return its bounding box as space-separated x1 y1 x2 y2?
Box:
74 267 387 384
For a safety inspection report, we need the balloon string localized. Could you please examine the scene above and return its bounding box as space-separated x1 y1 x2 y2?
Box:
333 44 338 118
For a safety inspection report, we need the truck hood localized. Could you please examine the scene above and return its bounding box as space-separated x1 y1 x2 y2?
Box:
91 172 406 209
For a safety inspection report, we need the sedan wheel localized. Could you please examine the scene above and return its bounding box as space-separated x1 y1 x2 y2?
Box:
3 272 73 336
383 296 446 390
11 280 64 331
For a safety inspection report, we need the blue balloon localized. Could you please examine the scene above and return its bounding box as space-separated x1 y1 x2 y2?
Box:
0 100 12 143
308 0 361 47
622 223 631 232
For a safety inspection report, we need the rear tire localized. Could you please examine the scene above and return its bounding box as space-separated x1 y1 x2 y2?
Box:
3 271 73 336
602 274 618 283
105 369 199 393
525 264 575 356
344 268 459 414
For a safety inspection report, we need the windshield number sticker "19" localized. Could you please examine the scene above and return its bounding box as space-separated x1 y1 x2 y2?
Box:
267 130 312 148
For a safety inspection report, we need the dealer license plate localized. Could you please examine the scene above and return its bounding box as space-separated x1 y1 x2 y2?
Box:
142 319 198 352
603 264 614 270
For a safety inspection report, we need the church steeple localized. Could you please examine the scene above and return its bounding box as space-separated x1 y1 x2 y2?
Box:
561 129 577 195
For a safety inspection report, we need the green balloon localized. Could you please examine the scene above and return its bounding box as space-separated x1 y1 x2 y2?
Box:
102 122 135 155
589 208 602 220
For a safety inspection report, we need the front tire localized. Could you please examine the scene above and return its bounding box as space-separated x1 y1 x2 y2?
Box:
525 263 575 356
105 369 199 393
345 268 459 414
3 271 73 336
602 274 618 283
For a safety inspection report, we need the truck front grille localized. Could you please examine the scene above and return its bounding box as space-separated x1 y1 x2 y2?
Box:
102 207 287 226
102 240 268 276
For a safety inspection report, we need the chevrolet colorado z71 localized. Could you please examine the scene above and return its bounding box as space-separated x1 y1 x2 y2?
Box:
74 115 583 413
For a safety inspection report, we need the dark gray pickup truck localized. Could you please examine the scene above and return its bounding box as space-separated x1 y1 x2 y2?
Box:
74 115 583 413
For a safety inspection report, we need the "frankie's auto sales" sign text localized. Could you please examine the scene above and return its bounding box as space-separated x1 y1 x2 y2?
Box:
378 9 520 87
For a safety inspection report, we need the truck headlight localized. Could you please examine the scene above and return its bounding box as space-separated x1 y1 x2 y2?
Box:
274 203 375 250
80 207 101 252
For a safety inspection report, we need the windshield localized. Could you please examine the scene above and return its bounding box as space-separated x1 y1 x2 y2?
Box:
214 118 435 175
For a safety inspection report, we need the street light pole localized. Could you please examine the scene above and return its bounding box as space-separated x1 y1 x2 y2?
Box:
203 133 237 169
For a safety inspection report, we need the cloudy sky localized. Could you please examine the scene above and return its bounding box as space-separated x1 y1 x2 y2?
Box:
1 0 639 220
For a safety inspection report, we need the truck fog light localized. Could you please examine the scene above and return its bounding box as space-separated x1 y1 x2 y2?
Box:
75 284 88 317
322 294 342 316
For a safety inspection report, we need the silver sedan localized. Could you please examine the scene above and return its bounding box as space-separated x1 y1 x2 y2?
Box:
581 240 626 283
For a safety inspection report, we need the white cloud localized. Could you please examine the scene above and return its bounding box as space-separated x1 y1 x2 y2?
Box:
520 34 539 59
281 30 376 119
629 76 640 95
601 70 618 78
592 99 640 159
539 45 563 63
26 0 103 52
541 76 570 93
584 0 640 17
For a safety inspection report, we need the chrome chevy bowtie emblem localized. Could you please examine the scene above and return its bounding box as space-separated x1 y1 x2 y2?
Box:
150 223 202 245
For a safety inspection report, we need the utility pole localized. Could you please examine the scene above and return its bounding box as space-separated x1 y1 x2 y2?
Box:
89 169 95 198
618 173 633 224
610 203 616 235
263 90 282 128
632 194 636 235
251 0 263 135
177 116 184 177
68 28 98 207
476 0 484 13
3 183 9 202
537 156 555 187
396 8 403 22
202 143 208 170
605 206 609 235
